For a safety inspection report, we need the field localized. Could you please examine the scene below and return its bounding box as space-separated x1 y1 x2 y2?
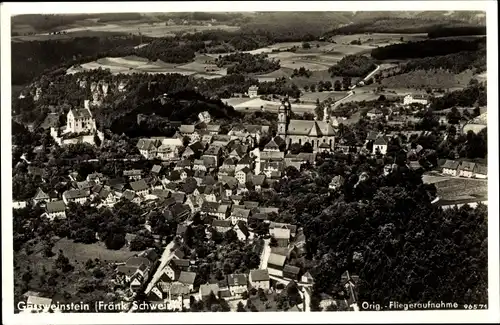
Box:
223 97 316 115
11 30 129 42
53 238 139 264
67 55 225 78
299 91 346 103
380 69 476 90
60 21 239 38
422 174 487 201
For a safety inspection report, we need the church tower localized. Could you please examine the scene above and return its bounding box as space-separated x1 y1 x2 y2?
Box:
278 98 290 136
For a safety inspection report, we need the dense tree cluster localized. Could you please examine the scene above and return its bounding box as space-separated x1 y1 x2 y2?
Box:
291 67 312 78
427 26 486 38
326 18 483 35
216 53 280 75
399 49 486 74
370 38 485 60
430 81 486 111
328 55 376 77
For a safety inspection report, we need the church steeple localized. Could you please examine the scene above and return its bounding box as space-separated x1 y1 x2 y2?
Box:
277 98 290 135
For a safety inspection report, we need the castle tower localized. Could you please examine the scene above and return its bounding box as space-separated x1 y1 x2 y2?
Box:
277 99 290 136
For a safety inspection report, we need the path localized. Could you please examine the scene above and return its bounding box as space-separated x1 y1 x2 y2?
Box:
259 239 270 270
363 64 381 82
144 240 177 294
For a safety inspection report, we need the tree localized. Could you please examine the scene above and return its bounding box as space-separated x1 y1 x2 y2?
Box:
129 234 155 251
105 233 126 250
342 76 352 90
447 107 461 125
302 42 311 49
55 252 73 273
334 80 342 91
237 301 246 312
310 84 316 92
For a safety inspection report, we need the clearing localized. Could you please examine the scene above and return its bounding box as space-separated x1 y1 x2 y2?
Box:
380 69 475 90
53 238 139 264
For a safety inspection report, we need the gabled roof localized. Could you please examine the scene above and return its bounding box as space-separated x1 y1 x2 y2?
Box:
264 139 280 150
231 207 251 219
46 200 66 213
442 160 460 169
200 283 220 297
235 221 250 237
122 189 136 201
70 108 92 119
268 253 286 267
179 124 196 134
34 188 49 201
130 179 149 192
151 165 162 174
177 271 196 285
237 154 253 165
63 189 91 199
251 174 266 186
227 273 248 287
458 161 476 172
176 224 188 236
250 269 269 282
474 164 487 175
373 136 389 145
212 219 232 228
123 169 142 177
283 264 300 275
260 151 285 160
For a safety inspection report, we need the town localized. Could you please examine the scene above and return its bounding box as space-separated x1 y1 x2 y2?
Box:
10 10 488 314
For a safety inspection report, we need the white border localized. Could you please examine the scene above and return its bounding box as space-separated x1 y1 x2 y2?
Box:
1 1 498 324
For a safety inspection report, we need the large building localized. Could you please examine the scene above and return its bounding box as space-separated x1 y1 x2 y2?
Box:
277 99 336 151
66 100 97 134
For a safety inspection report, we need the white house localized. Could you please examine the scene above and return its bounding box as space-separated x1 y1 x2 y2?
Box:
372 136 389 155
66 100 97 134
457 161 476 178
403 94 428 106
248 85 259 98
62 189 90 205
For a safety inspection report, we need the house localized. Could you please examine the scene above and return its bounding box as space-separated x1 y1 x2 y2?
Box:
151 165 162 175
250 174 266 192
123 169 143 181
230 195 243 205
206 124 221 135
21 295 54 313
136 137 183 161
236 155 253 171
33 188 50 205
116 256 152 291
175 159 192 171
228 274 248 296
283 264 300 281
249 269 270 290
176 271 197 291
65 103 97 134
235 221 252 241
45 200 66 220
341 271 360 311
212 219 232 233
301 271 314 284
403 94 428 106
171 203 191 220
178 124 196 137
264 138 280 152
372 136 389 155
230 207 251 225
202 202 229 220
269 223 293 246
167 283 192 311
13 201 28 209
474 164 487 179
248 85 258 98
199 283 220 300
441 160 460 176
267 253 287 277
235 167 253 184
329 175 345 191
176 224 188 238
163 259 191 281
121 190 138 203
457 161 476 178
62 189 90 205
106 177 126 192
86 172 104 184
129 179 149 196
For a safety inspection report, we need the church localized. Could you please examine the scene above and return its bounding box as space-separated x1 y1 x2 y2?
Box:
277 98 336 151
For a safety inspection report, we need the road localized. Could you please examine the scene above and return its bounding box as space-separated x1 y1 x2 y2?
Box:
144 240 177 294
302 287 311 312
363 64 381 82
259 239 271 270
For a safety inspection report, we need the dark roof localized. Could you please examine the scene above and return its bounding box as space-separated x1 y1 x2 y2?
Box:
178 271 196 285
236 221 250 237
122 190 136 201
251 174 266 186
373 136 389 145
283 264 300 275
63 189 90 199
442 160 460 169
176 224 188 236
250 269 269 282
130 179 149 192
243 201 259 209
70 108 92 119
34 188 49 201
227 273 248 287
212 219 232 228
458 161 476 172
46 200 66 213
123 169 142 176
238 155 253 165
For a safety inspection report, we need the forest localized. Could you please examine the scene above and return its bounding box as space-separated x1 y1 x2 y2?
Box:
243 143 487 308
11 35 148 86
325 17 484 35
427 26 487 38
399 48 486 74
216 53 280 75
370 38 486 60
328 55 377 77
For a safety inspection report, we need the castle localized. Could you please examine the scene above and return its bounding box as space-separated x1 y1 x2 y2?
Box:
277 99 336 151
51 100 103 146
